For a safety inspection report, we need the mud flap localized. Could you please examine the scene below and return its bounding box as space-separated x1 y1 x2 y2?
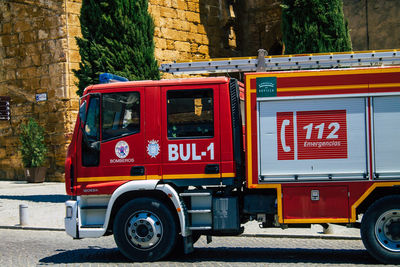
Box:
183 235 194 254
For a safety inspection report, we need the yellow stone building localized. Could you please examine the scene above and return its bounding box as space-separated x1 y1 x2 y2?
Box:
0 0 398 181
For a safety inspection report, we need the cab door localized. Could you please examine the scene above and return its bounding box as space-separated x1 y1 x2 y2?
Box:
75 93 101 193
99 89 145 181
75 89 146 194
161 85 221 186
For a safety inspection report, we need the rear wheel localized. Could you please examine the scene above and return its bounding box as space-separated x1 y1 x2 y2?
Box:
361 195 400 264
113 198 177 261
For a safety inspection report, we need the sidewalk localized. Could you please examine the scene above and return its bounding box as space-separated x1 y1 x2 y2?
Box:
0 181 361 239
0 181 66 231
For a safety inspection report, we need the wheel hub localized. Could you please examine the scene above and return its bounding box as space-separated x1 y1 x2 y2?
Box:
136 224 149 237
375 209 400 252
386 220 400 240
126 211 162 250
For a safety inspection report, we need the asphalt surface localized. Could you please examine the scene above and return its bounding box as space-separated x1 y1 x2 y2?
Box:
0 180 361 239
0 229 385 267
1 180 386 266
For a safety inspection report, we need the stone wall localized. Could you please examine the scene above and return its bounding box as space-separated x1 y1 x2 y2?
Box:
0 0 399 181
236 0 400 55
343 0 400 51
236 0 282 56
65 0 81 141
150 0 239 76
0 0 236 181
0 0 79 181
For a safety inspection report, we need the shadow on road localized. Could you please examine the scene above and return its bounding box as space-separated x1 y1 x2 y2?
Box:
0 195 68 203
39 246 376 265
40 246 125 264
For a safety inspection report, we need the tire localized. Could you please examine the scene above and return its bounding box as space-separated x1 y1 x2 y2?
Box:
360 195 400 264
113 198 177 262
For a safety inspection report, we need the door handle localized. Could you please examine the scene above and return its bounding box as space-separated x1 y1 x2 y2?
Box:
205 164 219 174
131 166 145 176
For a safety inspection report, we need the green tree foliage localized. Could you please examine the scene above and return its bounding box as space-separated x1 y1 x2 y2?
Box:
19 118 47 168
74 0 160 96
281 0 352 54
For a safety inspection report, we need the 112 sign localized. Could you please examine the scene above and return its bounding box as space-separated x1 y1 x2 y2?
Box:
277 110 348 160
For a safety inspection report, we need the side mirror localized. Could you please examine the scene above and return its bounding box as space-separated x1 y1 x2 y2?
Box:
90 141 100 152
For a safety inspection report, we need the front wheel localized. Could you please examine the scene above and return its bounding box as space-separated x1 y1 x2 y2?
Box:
113 198 177 261
361 195 400 264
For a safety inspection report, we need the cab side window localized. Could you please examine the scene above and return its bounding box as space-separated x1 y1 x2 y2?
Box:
82 96 100 167
102 92 140 141
167 89 214 138
85 97 100 142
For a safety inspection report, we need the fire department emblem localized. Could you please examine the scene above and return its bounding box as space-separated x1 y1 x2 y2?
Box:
115 141 129 159
147 140 160 158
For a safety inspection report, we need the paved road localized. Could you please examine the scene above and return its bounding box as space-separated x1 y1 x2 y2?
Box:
0 229 391 267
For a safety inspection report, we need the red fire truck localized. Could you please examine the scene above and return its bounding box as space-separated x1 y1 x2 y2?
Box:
65 50 400 263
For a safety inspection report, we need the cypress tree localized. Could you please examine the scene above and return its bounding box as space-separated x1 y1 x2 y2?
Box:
281 0 352 54
74 0 160 96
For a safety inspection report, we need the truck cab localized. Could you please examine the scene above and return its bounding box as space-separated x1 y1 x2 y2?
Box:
65 77 243 196
65 77 245 260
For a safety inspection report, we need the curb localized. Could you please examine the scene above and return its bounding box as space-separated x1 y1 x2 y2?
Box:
0 225 64 232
